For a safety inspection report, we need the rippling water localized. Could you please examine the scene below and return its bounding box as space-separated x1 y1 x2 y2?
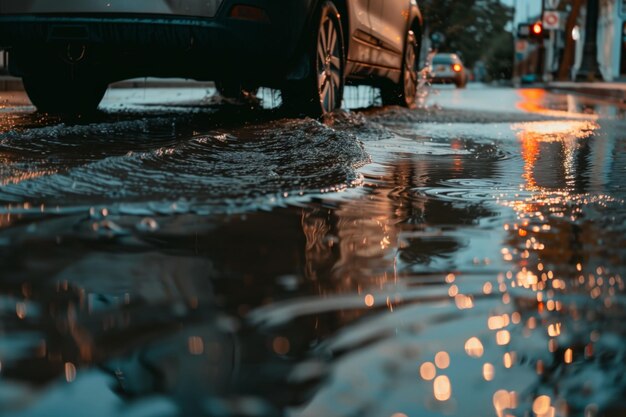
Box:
1 87 626 417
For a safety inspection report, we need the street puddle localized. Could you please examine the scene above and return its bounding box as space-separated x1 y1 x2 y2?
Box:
1 94 626 416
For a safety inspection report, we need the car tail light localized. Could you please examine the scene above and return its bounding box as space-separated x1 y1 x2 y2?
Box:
230 5 270 23
452 64 462 72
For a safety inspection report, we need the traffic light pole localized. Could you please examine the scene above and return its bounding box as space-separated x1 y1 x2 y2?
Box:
535 0 548 81
537 0 546 82
537 44 545 80
576 0 603 81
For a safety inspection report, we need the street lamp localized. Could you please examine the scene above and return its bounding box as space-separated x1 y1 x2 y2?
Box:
576 0 603 81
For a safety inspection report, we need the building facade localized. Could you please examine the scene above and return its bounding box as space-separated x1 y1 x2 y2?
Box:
576 0 624 80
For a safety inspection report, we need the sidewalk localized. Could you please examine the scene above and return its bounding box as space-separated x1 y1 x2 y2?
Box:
0 75 214 91
547 81 626 103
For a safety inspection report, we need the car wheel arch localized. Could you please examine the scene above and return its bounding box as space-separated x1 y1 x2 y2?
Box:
332 0 350 65
284 0 350 83
408 15 423 69
310 0 350 71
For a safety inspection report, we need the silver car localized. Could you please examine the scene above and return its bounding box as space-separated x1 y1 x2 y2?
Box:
428 53 468 88
0 0 423 115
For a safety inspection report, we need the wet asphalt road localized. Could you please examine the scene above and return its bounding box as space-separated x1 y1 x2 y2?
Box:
1 84 626 417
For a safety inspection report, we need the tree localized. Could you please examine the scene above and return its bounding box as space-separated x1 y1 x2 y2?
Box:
558 0 583 80
421 0 514 75
485 31 514 80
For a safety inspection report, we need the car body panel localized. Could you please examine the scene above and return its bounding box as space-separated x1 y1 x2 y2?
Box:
0 0 222 17
368 0 406 69
345 0 372 64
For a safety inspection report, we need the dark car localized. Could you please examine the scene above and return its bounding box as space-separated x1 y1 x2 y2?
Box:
428 53 468 88
0 0 423 115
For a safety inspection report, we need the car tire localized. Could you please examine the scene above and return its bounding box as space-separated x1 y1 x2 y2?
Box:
281 1 345 117
23 75 107 116
215 80 258 101
380 29 419 109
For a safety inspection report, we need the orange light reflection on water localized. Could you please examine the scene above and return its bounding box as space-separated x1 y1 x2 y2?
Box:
513 120 599 193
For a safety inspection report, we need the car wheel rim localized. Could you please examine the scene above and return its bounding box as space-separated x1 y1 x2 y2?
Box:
317 14 341 113
404 32 418 105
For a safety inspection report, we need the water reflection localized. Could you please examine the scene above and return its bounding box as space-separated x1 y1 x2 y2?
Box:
484 119 626 416
294 116 626 416
0 242 324 416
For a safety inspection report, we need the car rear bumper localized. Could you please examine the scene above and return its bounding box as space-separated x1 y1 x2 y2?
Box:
0 14 267 50
0 0 314 83
430 74 464 84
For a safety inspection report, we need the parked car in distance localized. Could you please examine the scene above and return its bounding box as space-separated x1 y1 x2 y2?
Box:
428 53 468 88
0 0 423 116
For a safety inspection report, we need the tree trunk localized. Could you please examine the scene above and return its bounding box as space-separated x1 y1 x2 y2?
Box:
558 0 583 81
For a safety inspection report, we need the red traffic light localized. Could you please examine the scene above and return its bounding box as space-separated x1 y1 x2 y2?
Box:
517 22 547 41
